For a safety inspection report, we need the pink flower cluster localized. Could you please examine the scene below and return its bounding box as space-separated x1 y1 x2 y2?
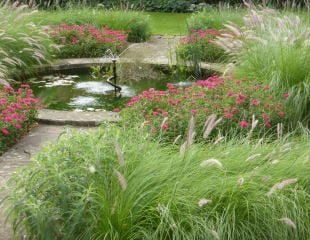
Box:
196 75 224 89
124 75 289 140
181 29 222 45
49 24 127 45
0 85 41 151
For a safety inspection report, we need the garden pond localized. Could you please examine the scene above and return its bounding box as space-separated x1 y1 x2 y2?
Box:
27 66 197 111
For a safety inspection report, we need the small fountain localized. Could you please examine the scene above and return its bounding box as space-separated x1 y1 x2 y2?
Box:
99 49 122 97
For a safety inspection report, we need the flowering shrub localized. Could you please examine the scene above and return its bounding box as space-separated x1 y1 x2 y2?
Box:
49 24 127 58
178 29 227 64
214 9 310 125
122 75 289 141
0 85 41 154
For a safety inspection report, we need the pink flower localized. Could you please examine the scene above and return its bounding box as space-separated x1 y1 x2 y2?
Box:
283 93 289 99
191 109 198 114
15 124 22 129
265 122 272 128
239 120 249 128
224 113 234 119
227 91 234 97
1 128 9 135
278 112 285 118
251 99 260 106
161 124 169 130
71 37 78 44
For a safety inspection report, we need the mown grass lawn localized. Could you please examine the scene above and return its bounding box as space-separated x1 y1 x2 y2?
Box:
148 12 191 35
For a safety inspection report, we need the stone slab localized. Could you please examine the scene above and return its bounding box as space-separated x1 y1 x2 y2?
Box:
37 109 120 126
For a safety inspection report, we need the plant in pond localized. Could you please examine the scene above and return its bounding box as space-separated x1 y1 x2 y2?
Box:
122 75 289 142
5 125 310 239
0 1 56 81
0 84 41 154
215 8 310 125
177 29 228 65
49 24 127 58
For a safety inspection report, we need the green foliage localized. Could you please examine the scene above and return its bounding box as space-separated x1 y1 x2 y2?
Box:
0 85 40 155
0 3 55 81
187 9 244 31
122 75 289 142
215 9 310 125
49 25 127 58
5 125 310 239
177 29 227 64
26 8 151 42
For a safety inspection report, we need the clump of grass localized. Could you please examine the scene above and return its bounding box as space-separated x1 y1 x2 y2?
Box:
4 124 310 239
215 7 310 125
0 1 55 81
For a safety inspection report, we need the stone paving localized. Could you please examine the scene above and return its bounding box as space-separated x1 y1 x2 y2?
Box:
46 36 224 73
0 124 95 240
37 109 120 126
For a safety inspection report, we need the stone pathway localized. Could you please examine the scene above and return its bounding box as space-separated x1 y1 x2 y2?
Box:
46 36 224 73
0 124 95 240
120 35 181 65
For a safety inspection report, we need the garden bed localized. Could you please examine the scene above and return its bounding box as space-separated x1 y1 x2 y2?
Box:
0 85 41 155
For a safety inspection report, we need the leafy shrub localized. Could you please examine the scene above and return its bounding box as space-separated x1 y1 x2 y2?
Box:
5 125 310 239
28 8 151 43
49 24 127 58
177 29 227 63
215 8 310 125
0 2 55 81
187 9 244 31
122 75 289 142
18 0 310 11
0 85 41 154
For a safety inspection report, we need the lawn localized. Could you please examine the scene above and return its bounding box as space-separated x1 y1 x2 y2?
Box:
148 12 191 35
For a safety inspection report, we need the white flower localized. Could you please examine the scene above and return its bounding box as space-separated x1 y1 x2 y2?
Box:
200 159 223 168
88 165 96 173
198 198 212 207
246 153 261 162
278 217 296 229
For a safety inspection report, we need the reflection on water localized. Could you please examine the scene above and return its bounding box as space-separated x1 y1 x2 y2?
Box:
29 71 190 111
69 96 98 107
75 82 136 97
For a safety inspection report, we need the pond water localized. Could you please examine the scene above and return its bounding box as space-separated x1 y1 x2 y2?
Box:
29 69 194 111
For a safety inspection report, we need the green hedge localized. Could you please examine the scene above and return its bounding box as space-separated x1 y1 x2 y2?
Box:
17 1 310 11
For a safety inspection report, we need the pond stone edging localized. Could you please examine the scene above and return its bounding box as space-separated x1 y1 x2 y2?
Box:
37 109 120 127
37 57 224 74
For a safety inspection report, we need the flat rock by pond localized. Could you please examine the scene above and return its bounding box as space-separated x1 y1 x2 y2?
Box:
37 109 120 126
